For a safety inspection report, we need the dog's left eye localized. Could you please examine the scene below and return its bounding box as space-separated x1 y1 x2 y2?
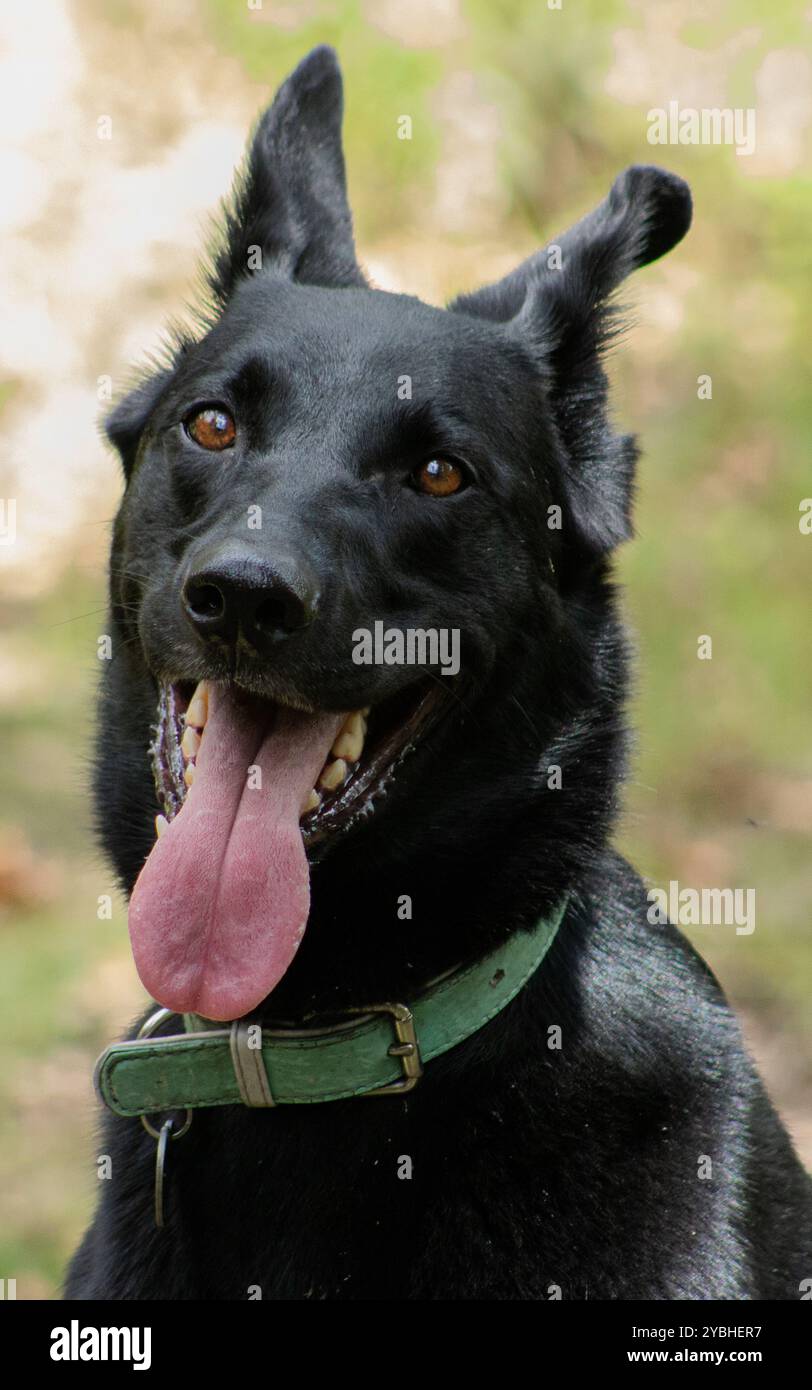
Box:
185 406 236 451
412 457 466 498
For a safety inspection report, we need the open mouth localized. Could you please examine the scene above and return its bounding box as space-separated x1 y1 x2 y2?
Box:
150 679 441 848
127 676 448 1022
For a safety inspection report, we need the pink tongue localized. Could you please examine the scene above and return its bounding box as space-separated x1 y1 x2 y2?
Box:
128 686 345 1021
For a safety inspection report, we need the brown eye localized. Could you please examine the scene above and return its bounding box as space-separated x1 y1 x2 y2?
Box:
185 406 236 451
413 457 465 497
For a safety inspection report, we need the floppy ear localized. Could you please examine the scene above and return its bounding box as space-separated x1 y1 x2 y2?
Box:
450 165 692 556
210 45 366 302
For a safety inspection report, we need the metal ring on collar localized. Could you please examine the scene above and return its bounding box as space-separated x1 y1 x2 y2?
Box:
137 1007 193 1140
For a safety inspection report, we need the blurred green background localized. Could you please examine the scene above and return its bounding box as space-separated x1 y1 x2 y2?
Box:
1 0 809 1297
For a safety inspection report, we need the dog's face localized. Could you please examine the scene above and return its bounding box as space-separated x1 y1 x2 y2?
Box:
124 277 548 714
101 47 690 1022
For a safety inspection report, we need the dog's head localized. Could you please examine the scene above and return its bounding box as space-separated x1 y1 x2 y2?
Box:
101 47 691 1020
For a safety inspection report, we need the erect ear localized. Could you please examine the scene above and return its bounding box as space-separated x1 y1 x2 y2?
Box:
450 166 692 557
210 45 366 302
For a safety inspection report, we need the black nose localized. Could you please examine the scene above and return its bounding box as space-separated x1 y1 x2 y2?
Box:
182 544 318 649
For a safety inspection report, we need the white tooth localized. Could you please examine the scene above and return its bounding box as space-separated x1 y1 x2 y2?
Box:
331 711 365 762
186 681 209 730
301 788 321 815
155 814 169 839
184 763 196 788
319 758 348 791
181 726 201 761
332 731 363 762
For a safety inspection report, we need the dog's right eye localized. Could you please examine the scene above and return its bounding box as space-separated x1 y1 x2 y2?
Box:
184 406 236 451
411 457 467 498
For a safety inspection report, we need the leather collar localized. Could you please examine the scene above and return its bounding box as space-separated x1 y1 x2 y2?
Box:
94 899 567 1118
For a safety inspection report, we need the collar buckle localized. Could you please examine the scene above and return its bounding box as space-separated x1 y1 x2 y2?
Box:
346 1002 423 1096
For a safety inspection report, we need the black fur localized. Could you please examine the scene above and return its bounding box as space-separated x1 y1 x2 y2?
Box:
66 47 811 1300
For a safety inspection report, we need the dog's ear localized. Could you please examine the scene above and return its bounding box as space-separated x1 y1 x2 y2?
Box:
450 166 692 556
210 45 365 302
104 368 175 477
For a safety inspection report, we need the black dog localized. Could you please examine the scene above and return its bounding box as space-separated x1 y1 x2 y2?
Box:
66 47 811 1300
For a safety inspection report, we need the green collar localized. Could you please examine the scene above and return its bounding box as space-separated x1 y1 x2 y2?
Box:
94 899 567 1119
